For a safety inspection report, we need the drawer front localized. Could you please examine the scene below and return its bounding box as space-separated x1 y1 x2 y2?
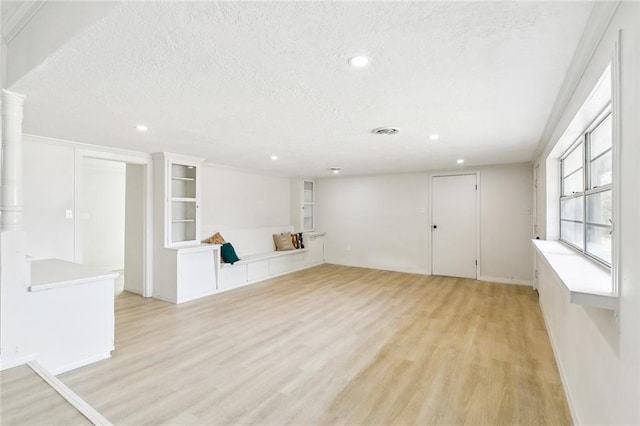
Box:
269 252 305 276
247 260 269 282
219 264 248 289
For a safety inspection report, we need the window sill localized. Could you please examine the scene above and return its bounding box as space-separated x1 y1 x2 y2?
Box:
532 239 618 310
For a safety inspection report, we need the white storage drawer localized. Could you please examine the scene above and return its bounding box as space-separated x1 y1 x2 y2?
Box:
219 264 247 289
247 260 269 282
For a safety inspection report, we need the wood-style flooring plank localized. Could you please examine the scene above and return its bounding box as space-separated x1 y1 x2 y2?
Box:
0 364 91 426
53 264 571 425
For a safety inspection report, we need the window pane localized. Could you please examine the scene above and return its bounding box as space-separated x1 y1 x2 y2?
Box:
561 220 584 249
562 169 583 196
562 142 584 177
561 197 583 221
587 190 612 225
590 115 612 160
586 225 612 264
590 150 612 188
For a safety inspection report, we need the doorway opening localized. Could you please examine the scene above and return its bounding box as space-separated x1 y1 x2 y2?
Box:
76 152 152 297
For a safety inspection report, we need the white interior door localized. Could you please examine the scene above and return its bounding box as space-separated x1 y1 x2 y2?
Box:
431 174 478 279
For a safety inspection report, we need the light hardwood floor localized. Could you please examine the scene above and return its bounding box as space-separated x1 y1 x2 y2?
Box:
0 364 91 425
54 264 571 425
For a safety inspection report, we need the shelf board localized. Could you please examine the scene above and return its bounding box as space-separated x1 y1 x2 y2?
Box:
532 239 617 310
172 197 197 202
172 177 195 181
172 219 196 223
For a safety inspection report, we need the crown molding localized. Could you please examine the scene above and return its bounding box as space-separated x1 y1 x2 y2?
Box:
532 1 620 162
1 0 47 44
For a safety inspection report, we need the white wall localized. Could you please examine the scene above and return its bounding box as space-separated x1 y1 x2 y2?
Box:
479 164 533 284
316 164 533 282
80 158 126 270
316 173 429 274
23 138 75 261
1 27 7 89
124 163 145 295
534 2 640 423
22 135 152 265
200 164 291 236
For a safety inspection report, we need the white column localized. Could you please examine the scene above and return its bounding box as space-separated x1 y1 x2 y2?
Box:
0 89 29 368
0 89 26 231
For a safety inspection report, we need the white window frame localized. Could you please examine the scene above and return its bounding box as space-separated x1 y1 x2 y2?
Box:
535 37 620 311
559 106 613 267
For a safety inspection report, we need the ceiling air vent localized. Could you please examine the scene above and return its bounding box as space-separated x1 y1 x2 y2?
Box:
372 127 400 135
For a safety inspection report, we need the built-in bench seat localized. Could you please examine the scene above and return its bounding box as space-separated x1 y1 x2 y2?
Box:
222 248 309 265
202 225 325 292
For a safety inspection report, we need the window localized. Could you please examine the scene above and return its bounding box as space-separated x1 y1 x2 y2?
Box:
560 109 612 265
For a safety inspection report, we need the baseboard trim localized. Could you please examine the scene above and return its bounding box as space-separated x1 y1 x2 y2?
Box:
28 360 113 426
323 261 429 276
0 353 38 371
152 293 177 304
176 289 219 304
478 275 533 286
49 352 112 376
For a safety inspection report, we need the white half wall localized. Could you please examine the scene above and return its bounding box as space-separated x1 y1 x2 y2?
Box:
80 158 125 270
533 2 640 424
200 164 290 237
316 164 533 282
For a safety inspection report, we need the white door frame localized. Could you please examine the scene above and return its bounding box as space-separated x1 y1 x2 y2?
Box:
533 163 539 290
75 149 154 297
428 171 481 278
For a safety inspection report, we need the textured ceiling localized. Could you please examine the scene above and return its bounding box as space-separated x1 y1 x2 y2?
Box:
11 1 594 177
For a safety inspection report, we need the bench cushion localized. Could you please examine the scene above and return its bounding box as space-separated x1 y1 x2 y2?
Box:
273 233 296 251
203 232 226 245
202 226 293 257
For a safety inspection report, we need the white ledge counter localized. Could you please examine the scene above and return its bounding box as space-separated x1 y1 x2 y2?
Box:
25 259 117 374
29 259 119 292
532 239 617 310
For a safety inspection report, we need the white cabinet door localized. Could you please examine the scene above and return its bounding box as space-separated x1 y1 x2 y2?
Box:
291 178 315 233
176 247 217 302
302 180 314 231
158 153 203 248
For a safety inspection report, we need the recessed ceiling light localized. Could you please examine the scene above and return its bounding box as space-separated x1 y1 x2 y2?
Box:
135 124 148 132
373 127 400 135
330 167 341 174
457 159 465 164
429 134 440 140
271 155 278 161
348 56 369 67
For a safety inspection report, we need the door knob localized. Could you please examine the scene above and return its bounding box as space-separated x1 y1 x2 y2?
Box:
432 225 437 229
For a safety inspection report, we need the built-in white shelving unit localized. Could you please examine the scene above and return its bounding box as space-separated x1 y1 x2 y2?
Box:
153 153 218 304
166 157 201 247
291 178 315 233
